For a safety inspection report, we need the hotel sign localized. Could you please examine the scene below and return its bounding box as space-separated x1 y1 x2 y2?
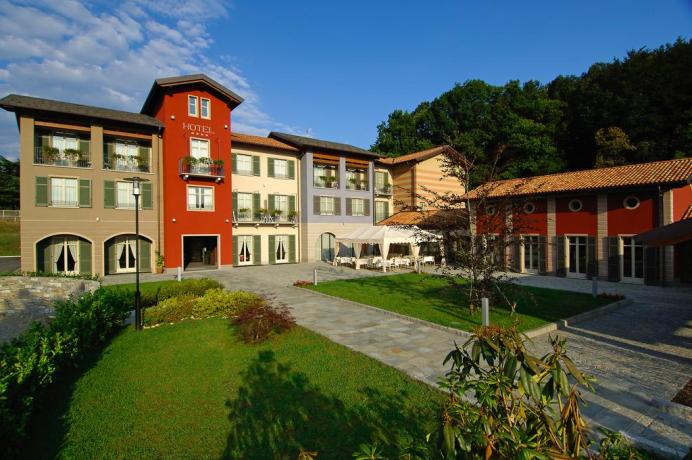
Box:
182 122 213 135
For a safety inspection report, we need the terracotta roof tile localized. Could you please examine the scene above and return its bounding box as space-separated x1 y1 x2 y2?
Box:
231 132 299 152
377 209 466 227
466 158 692 199
683 205 692 220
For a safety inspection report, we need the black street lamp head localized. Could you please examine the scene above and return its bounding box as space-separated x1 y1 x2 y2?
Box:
123 176 149 197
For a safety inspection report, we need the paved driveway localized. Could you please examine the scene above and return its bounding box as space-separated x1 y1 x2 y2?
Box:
105 264 692 457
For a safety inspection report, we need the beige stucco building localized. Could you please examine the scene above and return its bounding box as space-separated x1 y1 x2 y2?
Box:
0 95 164 276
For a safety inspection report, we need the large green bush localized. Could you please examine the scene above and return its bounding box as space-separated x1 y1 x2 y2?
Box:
142 294 197 326
192 289 265 318
143 288 265 326
140 278 224 308
0 288 131 456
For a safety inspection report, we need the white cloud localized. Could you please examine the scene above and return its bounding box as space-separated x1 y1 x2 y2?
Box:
0 0 306 160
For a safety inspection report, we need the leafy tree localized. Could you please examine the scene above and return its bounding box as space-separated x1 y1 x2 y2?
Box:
0 155 19 209
372 80 566 186
594 127 636 168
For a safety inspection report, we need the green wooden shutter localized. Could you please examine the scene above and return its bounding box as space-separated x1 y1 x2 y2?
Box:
78 179 91 208
79 139 90 166
345 198 352 216
513 237 522 272
139 239 151 273
232 153 238 174
252 155 260 176
556 236 566 277
35 176 48 207
232 236 239 266
384 201 389 218
334 197 341 215
538 235 547 274
268 194 276 215
106 239 117 275
232 192 238 215
104 141 115 168
288 195 296 214
253 235 261 265
78 240 92 275
36 238 52 273
644 246 660 286
104 180 115 208
268 158 275 178
268 235 276 264
253 193 261 219
288 160 295 179
608 236 621 282
314 196 321 214
141 183 153 210
137 146 150 172
364 199 370 217
289 235 296 263
586 236 598 279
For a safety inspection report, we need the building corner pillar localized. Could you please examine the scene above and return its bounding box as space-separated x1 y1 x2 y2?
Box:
662 189 675 283
546 197 556 273
597 194 608 279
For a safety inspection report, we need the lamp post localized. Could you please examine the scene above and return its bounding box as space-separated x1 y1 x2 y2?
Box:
124 176 149 330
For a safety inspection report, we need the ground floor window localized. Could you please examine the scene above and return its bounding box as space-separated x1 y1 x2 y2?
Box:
523 235 540 272
105 235 152 275
115 236 137 273
621 236 644 280
187 186 214 211
237 235 254 266
568 236 587 275
316 232 335 261
53 236 79 274
36 235 92 275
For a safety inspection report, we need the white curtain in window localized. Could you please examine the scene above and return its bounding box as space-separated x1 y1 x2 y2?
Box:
67 241 78 270
53 240 64 272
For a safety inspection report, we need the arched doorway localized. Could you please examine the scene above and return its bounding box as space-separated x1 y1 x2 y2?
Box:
36 235 92 275
315 232 336 261
104 234 152 275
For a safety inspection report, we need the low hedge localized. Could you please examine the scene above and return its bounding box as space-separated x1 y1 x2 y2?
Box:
0 288 131 457
143 288 266 326
140 278 224 308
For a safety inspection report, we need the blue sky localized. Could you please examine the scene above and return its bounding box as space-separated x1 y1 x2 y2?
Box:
0 0 690 159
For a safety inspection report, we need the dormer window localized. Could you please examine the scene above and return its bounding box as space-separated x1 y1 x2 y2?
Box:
188 95 198 117
200 98 211 119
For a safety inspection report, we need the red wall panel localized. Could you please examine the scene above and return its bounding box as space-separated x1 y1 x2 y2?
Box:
555 195 597 235
513 198 547 234
152 86 234 268
607 191 657 236
673 184 692 221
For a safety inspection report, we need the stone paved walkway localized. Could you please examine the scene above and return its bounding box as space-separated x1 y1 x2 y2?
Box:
104 264 692 458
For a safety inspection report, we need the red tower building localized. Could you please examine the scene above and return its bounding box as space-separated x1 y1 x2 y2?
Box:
141 75 243 270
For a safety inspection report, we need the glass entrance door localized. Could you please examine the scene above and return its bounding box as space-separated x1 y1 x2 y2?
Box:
115 237 137 273
238 236 253 266
523 235 540 272
52 237 79 274
621 236 644 281
275 235 288 264
316 233 335 261
568 236 587 276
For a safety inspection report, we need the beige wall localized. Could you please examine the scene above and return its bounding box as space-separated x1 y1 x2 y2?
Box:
390 164 414 211
232 143 301 263
415 156 465 207
18 116 161 275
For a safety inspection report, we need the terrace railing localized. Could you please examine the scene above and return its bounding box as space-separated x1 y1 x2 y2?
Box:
34 146 91 168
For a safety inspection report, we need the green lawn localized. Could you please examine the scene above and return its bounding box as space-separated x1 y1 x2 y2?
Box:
0 221 19 256
25 319 443 459
306 273 611 332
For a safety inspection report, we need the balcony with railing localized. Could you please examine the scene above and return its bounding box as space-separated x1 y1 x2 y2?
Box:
103 144 151 173
34 145 91 168
232 209 298 225
375 184 392 196
179 157 225 182
346 169 368 191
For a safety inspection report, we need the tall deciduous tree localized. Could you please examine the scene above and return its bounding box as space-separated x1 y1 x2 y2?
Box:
0 156 19 209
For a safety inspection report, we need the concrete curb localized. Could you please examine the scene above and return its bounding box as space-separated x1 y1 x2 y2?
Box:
524 298 634 338
292 286 472 339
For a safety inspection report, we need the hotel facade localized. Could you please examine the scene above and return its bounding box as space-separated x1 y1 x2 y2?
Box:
1 73 462 275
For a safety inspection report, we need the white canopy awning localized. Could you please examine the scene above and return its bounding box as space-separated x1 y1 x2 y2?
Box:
335 225 441 271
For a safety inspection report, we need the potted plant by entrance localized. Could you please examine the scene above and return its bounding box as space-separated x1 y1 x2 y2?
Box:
155 251 165 274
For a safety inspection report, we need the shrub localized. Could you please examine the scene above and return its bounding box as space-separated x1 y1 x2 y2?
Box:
0 288 131 456
152 278 223 305
234 304 296 343
293 280 313 287
599 292 626 301
143 294 197 326
192 289 265 318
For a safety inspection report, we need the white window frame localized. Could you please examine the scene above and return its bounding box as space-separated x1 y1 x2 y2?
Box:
51 236 79 275
521 234 540 273
115 236 137 273
200 97 211 119
565 234 588 278
351 198 365 216
237 192 253 221
623 196 640 210
619 234 644 283
274 235 289 264
49 177 79 208
188 95 198 117
236 154 253 175
187 185 214 211
190 137 210 159
115 181 139 210
274 158 288 178
274 195 289 219
320 196 335 215
375 200 387 221
237 235 253 266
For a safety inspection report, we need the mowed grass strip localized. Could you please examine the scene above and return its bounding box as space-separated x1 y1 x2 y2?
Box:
25 319 444 459
0 221 19 256
306 273 611 332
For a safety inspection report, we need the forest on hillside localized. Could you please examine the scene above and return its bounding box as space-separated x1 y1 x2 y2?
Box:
371 39 692 186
